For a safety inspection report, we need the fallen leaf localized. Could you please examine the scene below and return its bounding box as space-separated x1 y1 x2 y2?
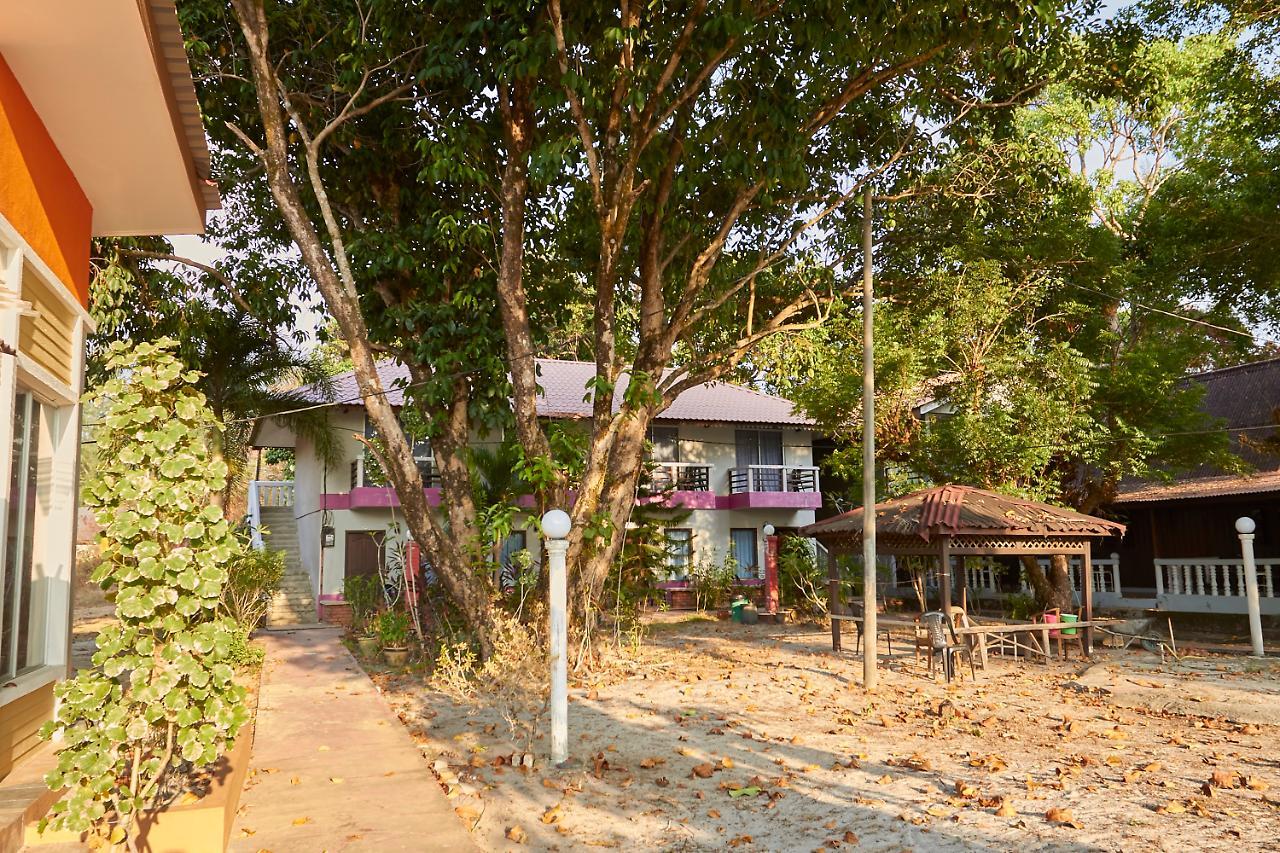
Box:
1246 776 1269 792
291 817 313 826
541 805 562 825
639 756 666 769
843 831 859 844
1045 807 1082 829
1156 800 1186 815
692 763 715 779
995 801 1017 818
926 804 951 817
1209 770 1239 789
506 825 528 844
728 786 761 799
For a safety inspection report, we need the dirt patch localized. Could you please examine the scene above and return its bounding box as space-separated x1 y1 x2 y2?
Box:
373 620 1280 852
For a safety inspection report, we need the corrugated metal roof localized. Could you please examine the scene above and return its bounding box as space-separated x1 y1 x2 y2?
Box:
290 359 814 426
1114 470 1280 503
801 485 1124 541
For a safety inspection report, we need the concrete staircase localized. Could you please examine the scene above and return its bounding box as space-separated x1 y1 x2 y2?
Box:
259 506 318 627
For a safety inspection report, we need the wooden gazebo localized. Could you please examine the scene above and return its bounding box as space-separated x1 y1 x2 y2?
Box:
800 485 1125 654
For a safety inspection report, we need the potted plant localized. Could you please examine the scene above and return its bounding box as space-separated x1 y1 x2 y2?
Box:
378 609 411 666
344 575 381 658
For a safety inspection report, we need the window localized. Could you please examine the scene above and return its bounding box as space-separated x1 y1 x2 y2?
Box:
665 529 692 580
729 529 759 579
361 415 433 485
1 392 45 680
498 531 530 589
735 429 784 491
648 426 680 463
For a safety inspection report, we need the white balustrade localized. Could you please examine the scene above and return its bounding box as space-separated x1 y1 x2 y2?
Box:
1022 554 1122 595
247 480 295 550
647 462 713 492
1153 559 1280 601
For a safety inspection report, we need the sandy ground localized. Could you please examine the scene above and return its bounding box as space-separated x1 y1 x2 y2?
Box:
372 619 1280 852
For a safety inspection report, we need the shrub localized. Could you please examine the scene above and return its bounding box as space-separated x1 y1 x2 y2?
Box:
778 538 827 617
690 553 739 610
377 609 411 648
343 574 380 636
220 546 285 633
41 340 248 847
225 629 265 669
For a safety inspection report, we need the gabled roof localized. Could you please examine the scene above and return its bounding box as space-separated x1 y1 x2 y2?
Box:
801 484 1124 542
290 358 814 427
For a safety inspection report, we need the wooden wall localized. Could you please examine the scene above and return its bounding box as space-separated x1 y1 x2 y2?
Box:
0 682 54 780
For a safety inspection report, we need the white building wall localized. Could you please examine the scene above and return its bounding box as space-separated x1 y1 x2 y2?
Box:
277 413 818 598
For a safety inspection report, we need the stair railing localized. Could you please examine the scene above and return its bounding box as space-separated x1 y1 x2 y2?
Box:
247 480 295 551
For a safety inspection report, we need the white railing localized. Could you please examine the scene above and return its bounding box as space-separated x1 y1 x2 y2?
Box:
1154 559 1279 599
728 465 820 494
647 462 713 492
247 480 294 550
924 558 1002 594
1020 554 1122 596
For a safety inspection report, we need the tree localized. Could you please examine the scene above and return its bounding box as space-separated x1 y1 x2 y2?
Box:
179 0 1085 649
41 341 248 850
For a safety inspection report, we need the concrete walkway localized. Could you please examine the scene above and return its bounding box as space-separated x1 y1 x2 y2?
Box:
230 627 475 852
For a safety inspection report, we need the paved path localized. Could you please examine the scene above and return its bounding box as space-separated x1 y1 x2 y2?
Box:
230 627 475 852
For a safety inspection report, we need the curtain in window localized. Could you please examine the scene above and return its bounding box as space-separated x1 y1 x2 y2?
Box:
735 430 784 490
665 529 692 580
730 529 759 579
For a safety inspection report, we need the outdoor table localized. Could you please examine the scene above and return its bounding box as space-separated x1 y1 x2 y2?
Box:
834 614 1113 665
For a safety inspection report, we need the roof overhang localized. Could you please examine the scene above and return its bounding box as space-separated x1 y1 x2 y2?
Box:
1 0 218 236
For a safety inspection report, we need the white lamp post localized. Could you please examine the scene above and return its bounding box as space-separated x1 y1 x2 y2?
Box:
541 509 572 764
1235 517 1265 657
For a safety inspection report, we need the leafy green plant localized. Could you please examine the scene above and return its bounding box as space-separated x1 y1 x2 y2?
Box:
40 340 248 847
1005 592 1038 622
777 538 827 618
219 546 285 633
343 574 381 636
377 609 411 648
690 553 739 611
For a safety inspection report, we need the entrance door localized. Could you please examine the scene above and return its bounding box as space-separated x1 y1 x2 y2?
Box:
735 429 783 490
345 530 385 579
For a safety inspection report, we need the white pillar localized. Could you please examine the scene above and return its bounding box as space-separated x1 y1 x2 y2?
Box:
541 509 572 764
1236 518 1265 657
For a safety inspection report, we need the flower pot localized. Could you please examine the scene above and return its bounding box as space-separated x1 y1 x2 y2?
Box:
356 635 380 658
382 646 409 666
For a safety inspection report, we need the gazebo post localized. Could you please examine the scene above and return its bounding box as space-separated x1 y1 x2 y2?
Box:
1082 541 1094 656
939 535 952 615
828 545 842 652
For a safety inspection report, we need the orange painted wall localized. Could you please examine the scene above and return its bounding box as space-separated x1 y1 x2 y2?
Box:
0 51 92 307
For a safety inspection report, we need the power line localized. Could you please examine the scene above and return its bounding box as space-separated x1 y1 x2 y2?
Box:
1065 282 1255 340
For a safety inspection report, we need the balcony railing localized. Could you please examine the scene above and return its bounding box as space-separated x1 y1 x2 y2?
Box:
350 456 441 489
728 465 820 494
643 462 712 493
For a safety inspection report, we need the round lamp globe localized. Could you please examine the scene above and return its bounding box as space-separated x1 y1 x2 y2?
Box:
1236 516 1257 535
541 509 572 540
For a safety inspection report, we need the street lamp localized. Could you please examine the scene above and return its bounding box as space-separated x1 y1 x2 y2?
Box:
541 509 572 764
762 524 778 614
1235 517 1265 657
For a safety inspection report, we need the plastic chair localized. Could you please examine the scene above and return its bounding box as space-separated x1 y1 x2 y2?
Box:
922 611 974 682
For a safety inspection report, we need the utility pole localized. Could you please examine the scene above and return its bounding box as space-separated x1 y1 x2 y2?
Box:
861 188 877 691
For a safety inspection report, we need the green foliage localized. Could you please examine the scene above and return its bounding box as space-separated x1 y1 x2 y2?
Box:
689 553 740 611
220 546 286 634
377 609 411 648
343 574 381 636
777 539 828 618
41 340 248 843
1005 592 1038 622
225 630 265 669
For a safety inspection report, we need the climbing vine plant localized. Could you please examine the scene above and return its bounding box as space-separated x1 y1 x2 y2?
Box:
40 340 248 849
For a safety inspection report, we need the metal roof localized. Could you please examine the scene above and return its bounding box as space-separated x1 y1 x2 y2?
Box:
290 359 814 426
801 484 1125 542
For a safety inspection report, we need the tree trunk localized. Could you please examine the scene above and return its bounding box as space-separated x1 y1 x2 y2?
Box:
229 0 497 656
1019 554 1073 612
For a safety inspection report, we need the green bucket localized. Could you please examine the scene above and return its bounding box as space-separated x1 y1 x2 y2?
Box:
1060 613 1079 636
730 597 749 623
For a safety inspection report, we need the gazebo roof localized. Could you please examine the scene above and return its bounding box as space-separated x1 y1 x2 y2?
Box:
800 485 1125 543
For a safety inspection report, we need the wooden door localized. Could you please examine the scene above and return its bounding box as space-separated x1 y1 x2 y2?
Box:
345 530 385 579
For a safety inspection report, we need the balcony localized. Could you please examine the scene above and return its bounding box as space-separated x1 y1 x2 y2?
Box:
638 462 717 508
721 465 822 510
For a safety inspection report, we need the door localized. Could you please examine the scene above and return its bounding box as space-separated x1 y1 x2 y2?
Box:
735 429 783 491
345 530 385 579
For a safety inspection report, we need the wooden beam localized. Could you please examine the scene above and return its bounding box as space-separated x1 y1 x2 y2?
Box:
827 546 842 652
1082 540 1094 656
939 535 952 614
